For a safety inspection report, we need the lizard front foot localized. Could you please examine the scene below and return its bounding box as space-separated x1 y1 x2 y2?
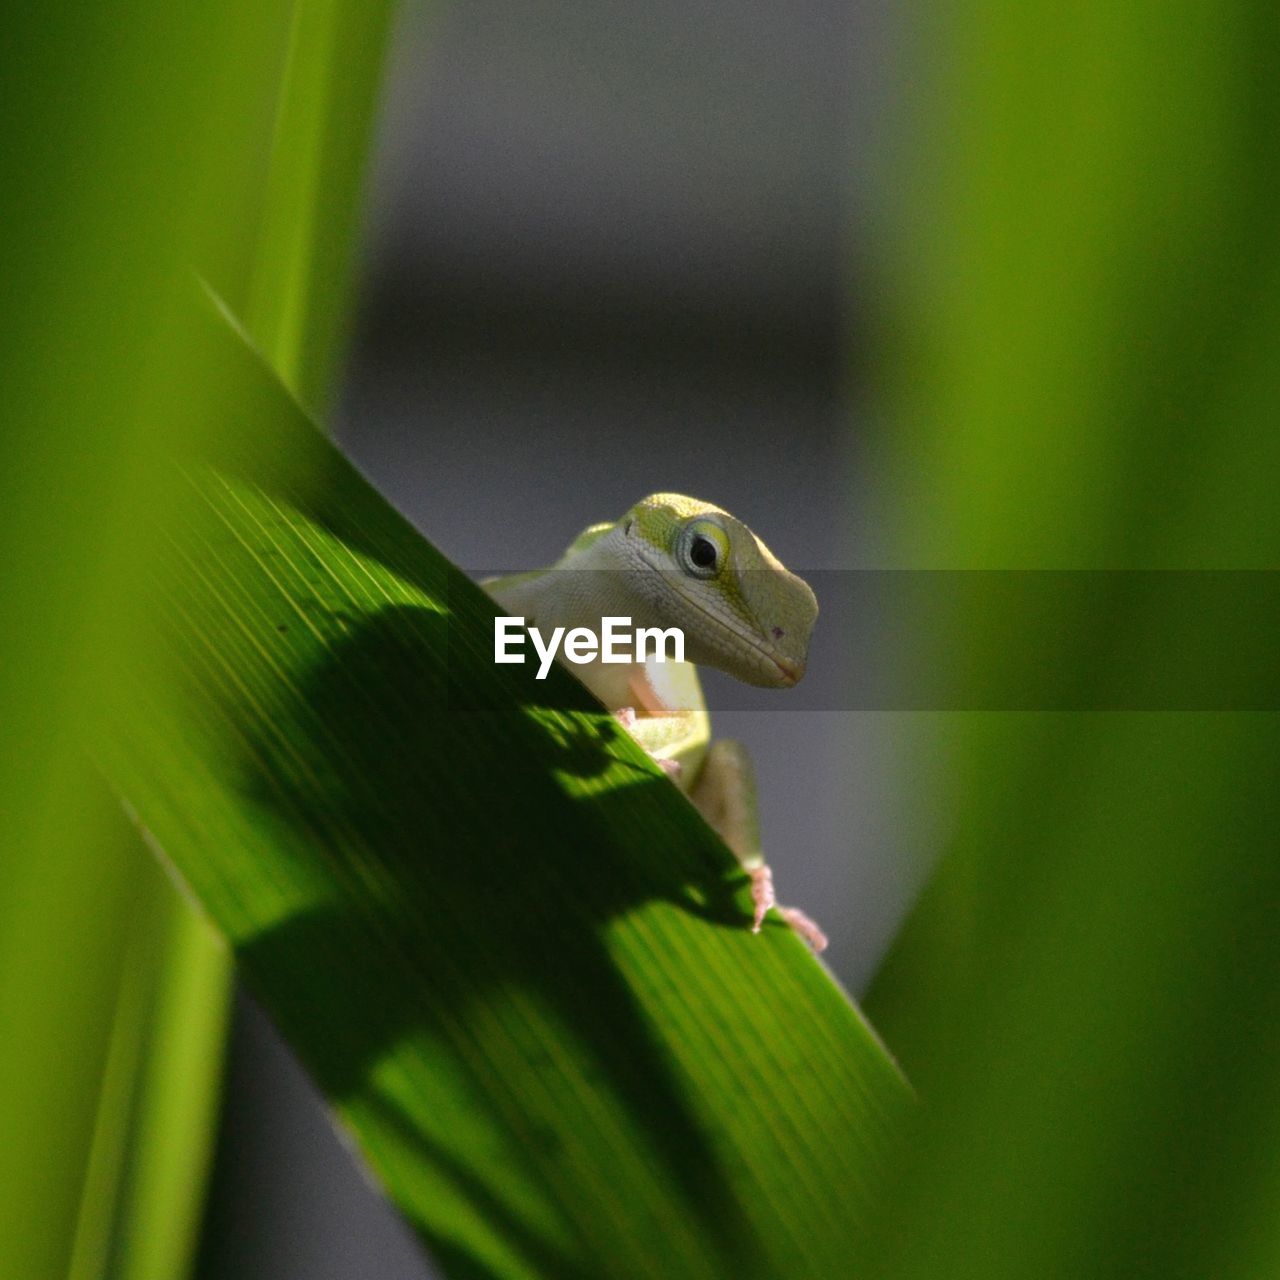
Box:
614 706 683 778
778 906 828 953
747 864 827 951
747 863 775 933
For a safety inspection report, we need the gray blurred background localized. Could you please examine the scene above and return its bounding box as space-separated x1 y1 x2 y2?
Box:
197 1 912 1275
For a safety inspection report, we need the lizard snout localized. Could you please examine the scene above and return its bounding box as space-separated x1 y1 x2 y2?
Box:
772 656 804 687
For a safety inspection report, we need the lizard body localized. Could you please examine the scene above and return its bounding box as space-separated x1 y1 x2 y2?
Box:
484 492 826 950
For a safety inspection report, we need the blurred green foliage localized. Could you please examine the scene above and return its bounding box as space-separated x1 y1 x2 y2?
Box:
0 10 272 1274
0 3 393 1276
241 2 396 410
863 1 1280 1276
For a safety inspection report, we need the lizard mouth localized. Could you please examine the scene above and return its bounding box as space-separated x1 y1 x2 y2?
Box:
772 657 802 686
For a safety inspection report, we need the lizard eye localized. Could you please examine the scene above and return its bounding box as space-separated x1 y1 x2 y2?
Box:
678 520 727 579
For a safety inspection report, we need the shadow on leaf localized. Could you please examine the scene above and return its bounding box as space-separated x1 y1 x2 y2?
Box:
234 602 761 1277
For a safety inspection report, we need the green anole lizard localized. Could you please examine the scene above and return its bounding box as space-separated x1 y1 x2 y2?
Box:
484 492 827 951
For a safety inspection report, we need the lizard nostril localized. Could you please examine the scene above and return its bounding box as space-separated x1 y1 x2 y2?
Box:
771 626 785 640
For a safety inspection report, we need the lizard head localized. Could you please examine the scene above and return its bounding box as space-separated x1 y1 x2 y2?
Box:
619 493 818 688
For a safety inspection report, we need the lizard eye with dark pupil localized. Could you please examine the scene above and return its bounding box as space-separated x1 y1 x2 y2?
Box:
690 536 717 569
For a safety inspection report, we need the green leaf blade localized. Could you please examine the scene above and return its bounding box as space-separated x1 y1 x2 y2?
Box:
103 311 909 1280
860 0 1280 1276
243 0 398 409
